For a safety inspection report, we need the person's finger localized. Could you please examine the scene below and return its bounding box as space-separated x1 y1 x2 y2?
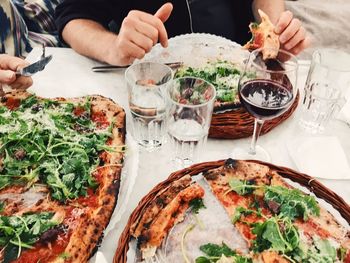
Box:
9 76 33 90
154 3 173 23
154 3 172 47
288 36 312 56
134 20 159 45
128 30 154 53
0 54 29 71
0 69 16 84
283 26 306 50
279 18 302 45
119 39 146 61
274 10 293 34
128 10 169 48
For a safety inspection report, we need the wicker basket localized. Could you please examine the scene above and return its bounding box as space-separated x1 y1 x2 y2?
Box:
114 159 350 263
209 92 300 139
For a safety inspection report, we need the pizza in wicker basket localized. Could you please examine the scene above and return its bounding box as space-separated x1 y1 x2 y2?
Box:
0 91 125 262
128 159 350 262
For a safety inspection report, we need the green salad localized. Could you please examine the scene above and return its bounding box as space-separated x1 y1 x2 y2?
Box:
175 61 252 105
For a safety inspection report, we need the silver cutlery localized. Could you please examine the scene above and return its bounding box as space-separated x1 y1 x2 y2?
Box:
92 62 183 72
16 44 53 77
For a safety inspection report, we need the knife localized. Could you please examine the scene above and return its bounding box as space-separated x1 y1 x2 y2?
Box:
16 55 53 77
91 62 183 72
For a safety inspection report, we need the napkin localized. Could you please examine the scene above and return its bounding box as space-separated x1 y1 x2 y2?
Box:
287 136 350 180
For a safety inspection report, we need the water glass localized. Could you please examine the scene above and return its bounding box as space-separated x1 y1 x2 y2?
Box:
125 62 173 151
299 49 350 133
166 77 216 167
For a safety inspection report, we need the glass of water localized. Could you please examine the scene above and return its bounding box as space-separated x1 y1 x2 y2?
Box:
125 62 173 151
166 77 216 168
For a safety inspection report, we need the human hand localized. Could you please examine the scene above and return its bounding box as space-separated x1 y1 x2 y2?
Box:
0 54 33 95
275 11 311 56
106 3 173 65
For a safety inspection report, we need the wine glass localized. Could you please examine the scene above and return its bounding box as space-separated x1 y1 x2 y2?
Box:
231 48 298 161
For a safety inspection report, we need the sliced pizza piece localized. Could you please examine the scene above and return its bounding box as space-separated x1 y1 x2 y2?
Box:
244 9 280 59
131 178 205 259
130 175 192 237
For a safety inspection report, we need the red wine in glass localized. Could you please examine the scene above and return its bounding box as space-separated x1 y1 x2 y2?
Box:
231 48 298 162
239 79 293 120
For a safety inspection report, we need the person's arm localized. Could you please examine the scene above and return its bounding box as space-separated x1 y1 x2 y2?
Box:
62 19 120 64
252 0 310 55
0 55 33 95
56 0 173 65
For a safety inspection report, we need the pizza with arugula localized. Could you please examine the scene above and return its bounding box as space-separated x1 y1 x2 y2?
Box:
126 159 350 262
0 91 125 262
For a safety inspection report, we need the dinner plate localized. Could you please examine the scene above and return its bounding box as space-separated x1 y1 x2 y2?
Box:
141 33 248 69
114 159 350 263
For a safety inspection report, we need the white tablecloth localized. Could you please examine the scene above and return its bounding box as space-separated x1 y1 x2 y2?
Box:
26 47 350 262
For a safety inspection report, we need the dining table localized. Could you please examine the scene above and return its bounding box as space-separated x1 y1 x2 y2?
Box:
26 46 350 262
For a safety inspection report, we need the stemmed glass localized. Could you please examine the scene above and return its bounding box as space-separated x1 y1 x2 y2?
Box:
232 48 299 161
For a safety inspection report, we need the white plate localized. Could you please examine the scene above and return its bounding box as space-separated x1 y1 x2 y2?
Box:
140 33 249 68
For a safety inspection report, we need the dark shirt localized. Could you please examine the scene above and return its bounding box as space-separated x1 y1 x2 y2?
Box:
55 0 254 45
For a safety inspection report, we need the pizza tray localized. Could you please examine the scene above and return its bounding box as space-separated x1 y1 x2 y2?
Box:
113 159 350 263
140 33 299 140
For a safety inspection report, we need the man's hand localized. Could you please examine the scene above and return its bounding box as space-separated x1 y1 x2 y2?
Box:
0 54 33 95
275 11 311 55
106 3 173 65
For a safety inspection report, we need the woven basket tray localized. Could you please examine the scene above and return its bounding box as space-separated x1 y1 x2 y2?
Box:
114 159 350 263
209 92 300 139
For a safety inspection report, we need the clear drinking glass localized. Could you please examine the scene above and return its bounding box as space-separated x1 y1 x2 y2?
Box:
299 49 350 133
125 62 173 151
232 48 299 161
167 77 216 168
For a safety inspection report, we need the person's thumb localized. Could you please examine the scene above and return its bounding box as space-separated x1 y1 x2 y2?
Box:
0 70 16 84
154 2 173 23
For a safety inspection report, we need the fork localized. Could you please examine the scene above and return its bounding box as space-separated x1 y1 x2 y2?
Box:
16 44 52 77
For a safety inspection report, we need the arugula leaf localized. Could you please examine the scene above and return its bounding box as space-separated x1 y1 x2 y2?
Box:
196 243 252 263
228 179 319 221
200 242 237 258
228 179 256 195
264 186 320 221
231 206 262 224
189 198 206 214
0 212 59 261
252 216 299 254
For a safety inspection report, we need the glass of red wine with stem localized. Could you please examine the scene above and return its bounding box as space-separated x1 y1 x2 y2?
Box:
232 48 298 161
